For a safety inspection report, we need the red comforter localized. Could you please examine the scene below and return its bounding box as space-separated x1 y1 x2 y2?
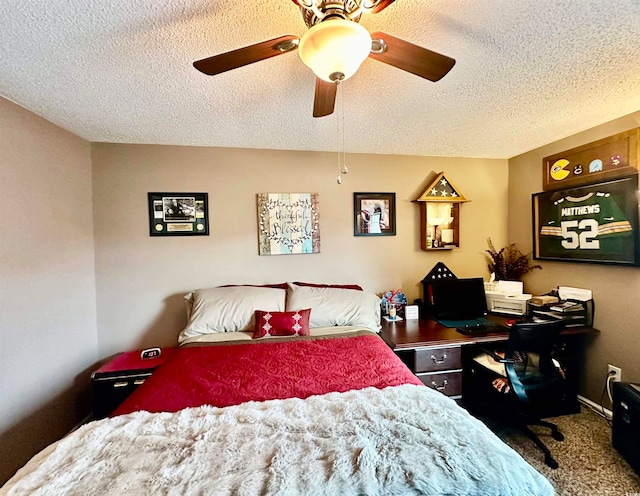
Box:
113 332 422 415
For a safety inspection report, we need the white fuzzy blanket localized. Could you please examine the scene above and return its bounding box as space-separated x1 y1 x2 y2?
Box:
2 385 553 496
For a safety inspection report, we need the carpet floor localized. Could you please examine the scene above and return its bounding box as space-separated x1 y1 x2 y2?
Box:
495 406 640 495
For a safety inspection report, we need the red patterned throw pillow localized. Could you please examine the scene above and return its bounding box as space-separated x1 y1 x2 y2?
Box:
252 309 311 339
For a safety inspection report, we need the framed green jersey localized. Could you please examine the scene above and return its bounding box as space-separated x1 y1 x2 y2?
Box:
533 175 639 266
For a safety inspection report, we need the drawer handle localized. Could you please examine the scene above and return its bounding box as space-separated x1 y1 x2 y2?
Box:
113 382 129 388
430 353 447 364
431 379 448 391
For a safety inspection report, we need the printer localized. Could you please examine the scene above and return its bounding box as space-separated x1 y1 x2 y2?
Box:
484 280 532 316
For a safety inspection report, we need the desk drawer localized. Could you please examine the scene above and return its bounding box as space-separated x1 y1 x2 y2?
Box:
414 346 461 373
418 371 462 397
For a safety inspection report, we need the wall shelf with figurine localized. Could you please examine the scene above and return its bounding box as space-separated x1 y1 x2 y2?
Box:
415 172 470 250
542 128 639 192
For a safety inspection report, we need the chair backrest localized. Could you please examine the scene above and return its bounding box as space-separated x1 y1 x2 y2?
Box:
503 320 566 406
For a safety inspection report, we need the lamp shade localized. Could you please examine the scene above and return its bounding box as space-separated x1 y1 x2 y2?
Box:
298 19 371 82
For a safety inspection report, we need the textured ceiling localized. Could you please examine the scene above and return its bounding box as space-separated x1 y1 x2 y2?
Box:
1 0 639 159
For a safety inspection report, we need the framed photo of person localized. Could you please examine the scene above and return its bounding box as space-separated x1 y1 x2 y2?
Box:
532 175 639 266
148 192 209 236
353 193 396 236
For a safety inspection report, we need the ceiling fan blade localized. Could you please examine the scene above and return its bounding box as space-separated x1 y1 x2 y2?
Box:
367 0 396 14
313 78 337 118
368 32 455 82
193 35 299 76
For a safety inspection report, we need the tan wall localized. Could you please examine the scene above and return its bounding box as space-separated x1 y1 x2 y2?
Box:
508 110 640 405
3 95 637 485
0 97 98 483
92 143 508 355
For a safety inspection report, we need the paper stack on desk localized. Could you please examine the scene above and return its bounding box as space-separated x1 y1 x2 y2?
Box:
550 301 585 313
530 286 593 326
558 286 592 301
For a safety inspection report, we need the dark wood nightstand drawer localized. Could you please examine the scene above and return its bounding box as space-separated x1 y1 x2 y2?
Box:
417 371 462 396
414 346 461 373
91 348 176 418
93 373 151 418
97 375 149 389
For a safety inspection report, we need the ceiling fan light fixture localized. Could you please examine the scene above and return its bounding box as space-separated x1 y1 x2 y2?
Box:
298 19 371 83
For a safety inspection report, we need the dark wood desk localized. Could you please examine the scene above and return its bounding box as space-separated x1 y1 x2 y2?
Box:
380 316 598 412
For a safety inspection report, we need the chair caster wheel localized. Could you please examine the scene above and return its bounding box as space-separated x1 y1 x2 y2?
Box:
552 430 564 441
545 456 559 469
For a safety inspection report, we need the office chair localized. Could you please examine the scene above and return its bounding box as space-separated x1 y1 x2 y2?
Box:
465 320 567 469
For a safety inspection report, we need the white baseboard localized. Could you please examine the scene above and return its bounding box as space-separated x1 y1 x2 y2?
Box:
578 394 612 420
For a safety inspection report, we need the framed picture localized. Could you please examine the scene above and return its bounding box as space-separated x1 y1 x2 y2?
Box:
257 193 320 255
354 192 396 236
532 175 639 265
148 192 209 236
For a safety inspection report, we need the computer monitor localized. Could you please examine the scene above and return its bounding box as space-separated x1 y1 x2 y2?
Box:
430 277 488 321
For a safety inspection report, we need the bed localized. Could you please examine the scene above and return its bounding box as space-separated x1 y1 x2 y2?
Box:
1 283 554 495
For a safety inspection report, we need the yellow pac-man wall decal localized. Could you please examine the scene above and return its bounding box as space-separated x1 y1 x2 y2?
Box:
550 158 570 181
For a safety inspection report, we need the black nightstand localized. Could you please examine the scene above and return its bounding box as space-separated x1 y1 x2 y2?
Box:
91 348 177 418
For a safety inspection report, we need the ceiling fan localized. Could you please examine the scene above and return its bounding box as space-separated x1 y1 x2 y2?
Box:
193 0 455 118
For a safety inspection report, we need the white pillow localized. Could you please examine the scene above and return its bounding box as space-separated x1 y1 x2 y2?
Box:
286 283 381 332
179 286 286 343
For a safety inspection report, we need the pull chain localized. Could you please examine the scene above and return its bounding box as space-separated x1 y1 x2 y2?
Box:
340 85 348 175
336 81 342 184
336 82 349 184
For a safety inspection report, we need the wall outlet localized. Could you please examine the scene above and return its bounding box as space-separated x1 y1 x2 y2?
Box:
608 364 622 382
